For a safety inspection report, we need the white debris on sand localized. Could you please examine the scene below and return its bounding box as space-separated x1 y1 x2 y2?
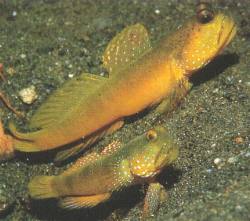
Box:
18 85 38 104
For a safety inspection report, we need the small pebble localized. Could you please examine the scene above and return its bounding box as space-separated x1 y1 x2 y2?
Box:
12 11 17 17
6 67 16 76
235 205 243 211
213 158 224 169
234 136 244 144
154 9 160 14
212 88 219 93
214 158 221 165
245 152 250 157
19 85 38 104
227 156 237 164
206 168 213 173
20 54 26 59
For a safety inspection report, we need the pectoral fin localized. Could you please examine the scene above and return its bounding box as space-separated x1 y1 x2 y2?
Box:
102 23 152 75
60 193 111 209
155 79 192 115
143 183 168 219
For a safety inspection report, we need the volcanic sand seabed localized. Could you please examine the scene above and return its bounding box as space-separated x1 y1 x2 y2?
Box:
0 0 249 220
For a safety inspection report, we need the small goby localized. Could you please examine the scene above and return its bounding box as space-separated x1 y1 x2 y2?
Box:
6 8 236 161
28 126 179 217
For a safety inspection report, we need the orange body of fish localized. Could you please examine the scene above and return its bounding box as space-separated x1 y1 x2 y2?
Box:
1 11 236 161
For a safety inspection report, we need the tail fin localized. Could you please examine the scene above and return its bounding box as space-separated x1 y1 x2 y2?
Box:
28 176 58 199
9 121 42 152
8 121 34 141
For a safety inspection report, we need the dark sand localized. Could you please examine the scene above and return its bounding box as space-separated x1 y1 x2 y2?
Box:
0 1 249 220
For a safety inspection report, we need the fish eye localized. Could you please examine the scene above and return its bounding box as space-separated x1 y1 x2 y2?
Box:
146 129 158 141
196 2 214 24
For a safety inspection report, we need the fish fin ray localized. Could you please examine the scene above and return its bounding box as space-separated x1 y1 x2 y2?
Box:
54 142 86 163
102 23 152 75
8 121 43 152
28 176 58 199
61 152 100 176
13 139 40 152
61 140 122 175
155 79 192 115
29 73 107 129
143 183 167 218
60 193 111 209
100 140 122 156
54 120 124 162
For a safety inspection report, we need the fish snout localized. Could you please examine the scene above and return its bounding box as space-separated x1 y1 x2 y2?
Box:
154 143 179 171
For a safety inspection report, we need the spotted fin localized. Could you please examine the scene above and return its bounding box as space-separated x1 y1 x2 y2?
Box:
54 120 124 162
61 139 122 176
29 73 107 129
143 183 167 218
60 193 111 209
102 23 152 75
61 152 100 176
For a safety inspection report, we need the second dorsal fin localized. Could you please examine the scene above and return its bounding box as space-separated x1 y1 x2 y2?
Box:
29 73 107 129
61 140 122 176
62 152 100 176
102 23 152 75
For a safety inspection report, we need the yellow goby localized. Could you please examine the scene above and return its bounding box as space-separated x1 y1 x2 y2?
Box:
8 10 236 160
28 126 179 217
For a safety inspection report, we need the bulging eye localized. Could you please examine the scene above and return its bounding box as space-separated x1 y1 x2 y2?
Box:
196 2 214 24
146 129 158 141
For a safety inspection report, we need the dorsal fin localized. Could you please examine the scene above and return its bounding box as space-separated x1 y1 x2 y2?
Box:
62 152 100 176
102 23 152 75
62 140 122 176
29 73 107 129
100 140 122 156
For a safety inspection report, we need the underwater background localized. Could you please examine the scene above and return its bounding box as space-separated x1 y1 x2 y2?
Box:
0 0 249 220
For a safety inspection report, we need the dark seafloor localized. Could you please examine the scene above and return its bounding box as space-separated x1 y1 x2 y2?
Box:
0 0 249 220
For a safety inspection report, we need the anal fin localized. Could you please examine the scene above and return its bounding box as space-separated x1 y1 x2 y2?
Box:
54 120 124 162
60 193 111 209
